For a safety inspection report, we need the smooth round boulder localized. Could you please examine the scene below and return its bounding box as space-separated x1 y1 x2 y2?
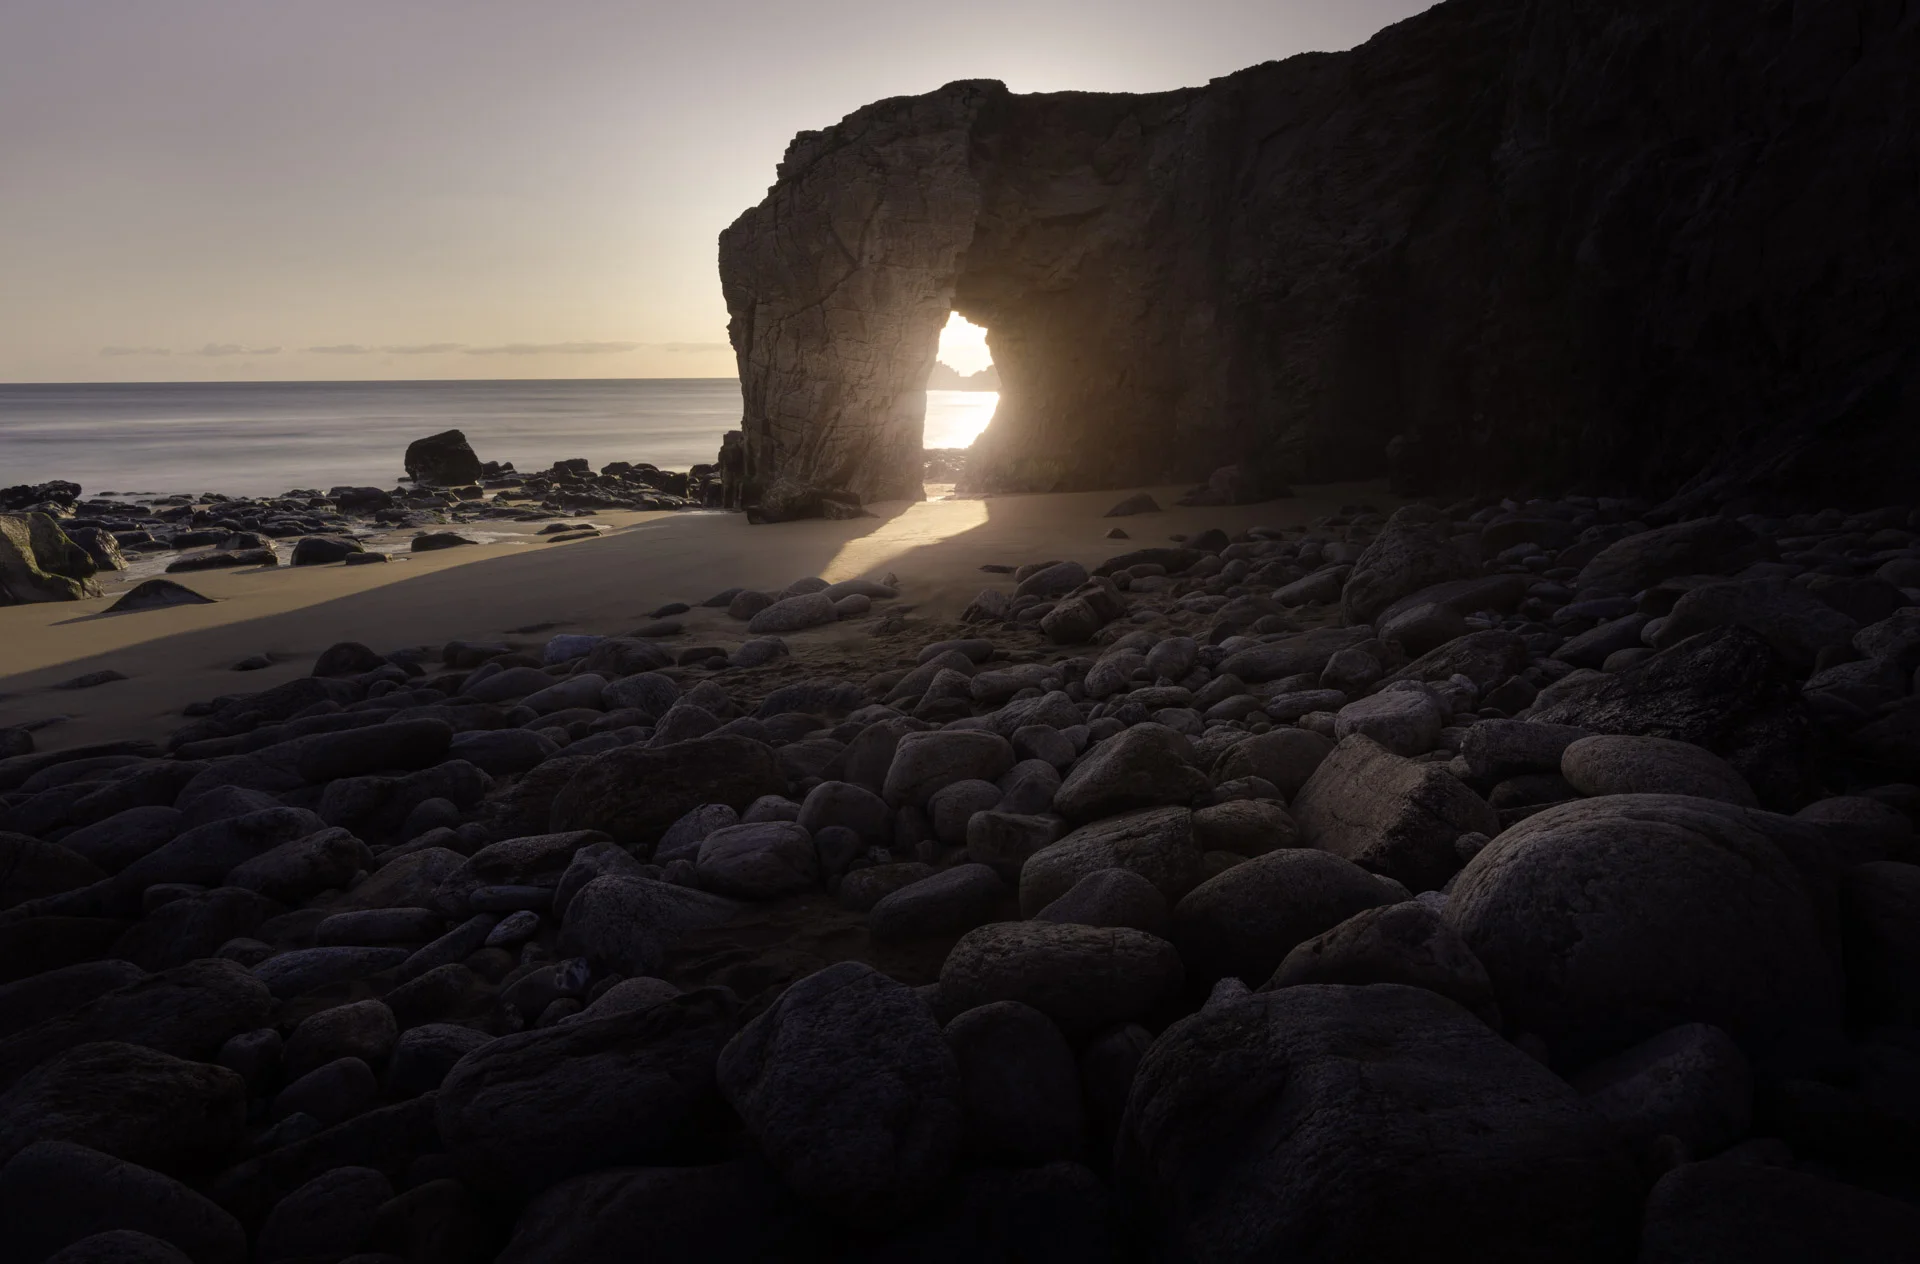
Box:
1017 806 1200 917
1210 727 1333 800
695 822 818 900
1169 848 1393 988
1263 899 1499 1025
1190 798 1295 856
1052 724 1210 823
1032 867 1168 935
944 1001 1083 1164
716 962 960 1230
938 921 1183 1035
255 1165 392 1263
1444 794 1838 1063
0 1141 246 1264
867 865 1006 942
882 731 1015 808
1116 985 1640 1261
1561 734 1758 806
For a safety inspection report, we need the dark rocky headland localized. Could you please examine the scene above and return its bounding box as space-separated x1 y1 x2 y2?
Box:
2 0 1920 1261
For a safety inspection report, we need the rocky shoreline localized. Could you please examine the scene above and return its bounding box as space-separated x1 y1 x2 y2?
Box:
1 490 1919 1260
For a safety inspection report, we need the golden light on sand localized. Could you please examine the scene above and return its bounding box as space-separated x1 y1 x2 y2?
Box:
822 497 990 582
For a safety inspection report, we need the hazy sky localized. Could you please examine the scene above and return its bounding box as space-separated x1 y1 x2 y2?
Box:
0 0 1429 384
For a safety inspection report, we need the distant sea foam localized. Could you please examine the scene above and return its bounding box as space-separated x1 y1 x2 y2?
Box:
0 379 999 499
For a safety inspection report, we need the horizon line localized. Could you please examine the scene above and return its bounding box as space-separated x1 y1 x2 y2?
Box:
0 375 747 388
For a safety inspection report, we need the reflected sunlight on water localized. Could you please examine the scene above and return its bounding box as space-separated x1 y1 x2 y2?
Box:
924 390 997 449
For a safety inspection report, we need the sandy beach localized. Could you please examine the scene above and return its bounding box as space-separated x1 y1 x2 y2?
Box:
0 483 1402 751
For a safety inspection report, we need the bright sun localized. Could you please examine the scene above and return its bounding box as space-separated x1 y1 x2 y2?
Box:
935 311 993 376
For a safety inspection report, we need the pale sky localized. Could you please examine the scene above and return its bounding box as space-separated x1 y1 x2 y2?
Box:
0 0 1429 384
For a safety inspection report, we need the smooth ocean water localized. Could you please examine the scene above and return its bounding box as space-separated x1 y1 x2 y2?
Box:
0 379 999 499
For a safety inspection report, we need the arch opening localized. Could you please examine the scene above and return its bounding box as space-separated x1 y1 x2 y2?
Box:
923 312 999 495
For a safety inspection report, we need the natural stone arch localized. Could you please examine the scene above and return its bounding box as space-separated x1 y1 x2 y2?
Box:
719 0 1920 516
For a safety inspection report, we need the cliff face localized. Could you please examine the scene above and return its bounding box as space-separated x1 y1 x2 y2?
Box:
719 0 1920 513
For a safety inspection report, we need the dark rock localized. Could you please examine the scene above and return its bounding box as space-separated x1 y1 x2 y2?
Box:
1566 1022 1751 1157
1104 493 1158 517
1639 1160 1920 1264
1291 735 1496 893
383 1023 492 1099
403 430 483 486
1653 576 1859 671
0 512 101 604
1560 733 1757 806
944 1001 1083 1163
1340 506 1477 626
1526 625 1814 811
271 1056 378 1129
1018 806 1200 916
1264 899 1499 1025
1171 848 1393 988
289 536 365 567
283 1000 398 1082
1116 985 1638 1261
437 988 738 1197
558 875 739 976
0 1041 246 1174
694 821 817 899
1054 723 1209 822
1574 519 1771 598
881 729 1014 807
0 962 145 1042
868 863 1005 941
1840 861 1920 1028
252 948 409 1001
0 959 272 1090
410 532 475 552
1033 866 1168 934
547 736 783 848
717 961 960 1228
43 1230 193 1264
496 1159 814 1264
939 921 1183 1035
0 1141 246 1264
110 887 280 972
0 836 104 912
1445 795 1839 1063
256 1165 391 1263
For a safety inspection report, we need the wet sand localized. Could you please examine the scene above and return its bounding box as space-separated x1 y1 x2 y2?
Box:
0 482 1402 751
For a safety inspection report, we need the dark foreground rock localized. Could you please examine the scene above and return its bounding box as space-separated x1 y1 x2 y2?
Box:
1117 984 1640 1261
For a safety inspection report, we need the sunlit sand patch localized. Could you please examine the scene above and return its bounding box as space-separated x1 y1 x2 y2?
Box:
821 496 990 582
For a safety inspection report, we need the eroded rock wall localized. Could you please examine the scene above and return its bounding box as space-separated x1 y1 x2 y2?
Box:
720 0 1920 510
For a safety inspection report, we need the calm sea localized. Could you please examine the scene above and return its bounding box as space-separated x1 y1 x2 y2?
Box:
0 379 998 499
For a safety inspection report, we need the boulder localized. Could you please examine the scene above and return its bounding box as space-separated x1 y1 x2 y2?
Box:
695 821 818 899
547 736 783 848
1640 1160 1920 1264
1332 688 1446 756
1217 627 1374 684
938 921 1183 1035
436 989 738 1196
868 864 1006 941
1339 506 1476 626
1264 899 1499 1025
403 429 483 486
254 1166 391 1264
1190 799 1296 856
0 1042 245 1173
1382 629 1529 691
288 535 365 566
1053 723 1209 822
1445 795 1839 1062
1560 734 1757 806
496 1159 812 1264
558 875 739 977
1573 517 1771 597
109 887 280 972
1291 735 1497 893
283 1000 398 1081
224 827 372 904
1653 576 1859 670
106 580 214 613
43 1230 194 1264
1017 806 1201 916
1565 1022 1751 1157
0 512 100 604
716 962 960 1229
881 730 1015 807
1210 727 1332 799
0 1141 246 1264
1526 625 1813 811
1170 848 1393 987
1839 861 1920 1027
0 959 272 1090
1032 867 1168 934
944 1001 1083 1163
746 591 836 635
1115 985 1639 1261
0 836 105 912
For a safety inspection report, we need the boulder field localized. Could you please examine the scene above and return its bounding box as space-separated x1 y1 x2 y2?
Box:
2 495 1920 1260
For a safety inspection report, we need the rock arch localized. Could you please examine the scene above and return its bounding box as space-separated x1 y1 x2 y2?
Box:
719 0 1920 516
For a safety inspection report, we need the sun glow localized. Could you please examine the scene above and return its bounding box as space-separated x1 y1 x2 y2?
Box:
935 312 993 376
